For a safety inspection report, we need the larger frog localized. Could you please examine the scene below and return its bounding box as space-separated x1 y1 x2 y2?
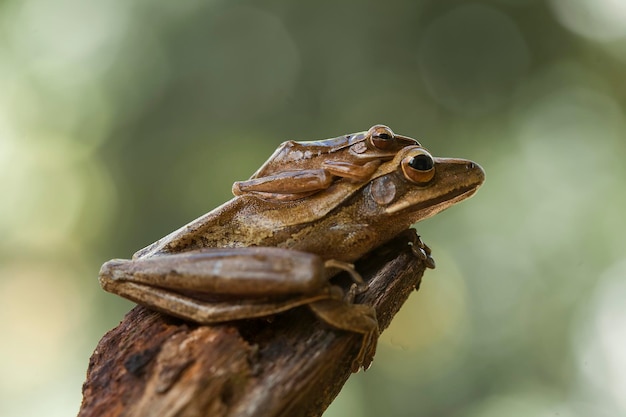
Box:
100 138 485 372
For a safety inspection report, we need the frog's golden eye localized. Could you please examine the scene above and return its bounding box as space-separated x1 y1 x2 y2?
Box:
401 149 435 184
367 124 395 150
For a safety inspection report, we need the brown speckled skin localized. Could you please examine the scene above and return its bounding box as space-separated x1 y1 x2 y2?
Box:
99 140 484 371
231 124 418 198
136 149 484 263
247 124 418 179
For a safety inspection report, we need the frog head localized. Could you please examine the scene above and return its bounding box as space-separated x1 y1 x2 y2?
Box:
353 146 485 241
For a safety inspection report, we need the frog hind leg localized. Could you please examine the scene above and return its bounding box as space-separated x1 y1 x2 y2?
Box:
307 298 379 372
100 276 340 324
321 159 381 182
99 247 339 322
232 169 334 196
100 247 329 297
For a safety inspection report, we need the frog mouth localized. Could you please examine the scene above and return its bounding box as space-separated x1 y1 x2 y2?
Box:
385 158 485 219
385 182 480 217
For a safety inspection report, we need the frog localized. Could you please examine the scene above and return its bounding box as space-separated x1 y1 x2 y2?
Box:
99 142 485 372
232 124 421 201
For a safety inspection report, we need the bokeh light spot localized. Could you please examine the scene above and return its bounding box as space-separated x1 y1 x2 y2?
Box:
418 4 530 115
574 259 626 414
0 261 90 389
186 6 300 120
550 0 626 42
3 0 128 81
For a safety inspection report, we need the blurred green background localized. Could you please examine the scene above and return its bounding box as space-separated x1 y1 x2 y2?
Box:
2 0 626 416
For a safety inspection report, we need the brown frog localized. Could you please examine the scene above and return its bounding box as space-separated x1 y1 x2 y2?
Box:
100 138 484 372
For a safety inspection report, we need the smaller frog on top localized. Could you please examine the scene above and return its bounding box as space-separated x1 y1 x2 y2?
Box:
232 125 421 201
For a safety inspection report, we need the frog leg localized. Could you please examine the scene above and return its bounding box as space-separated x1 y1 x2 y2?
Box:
232 159 382 199
404 229 435 269
324 259 369 293
101 247 333 296
321 159 381 182
232 169 334 196
322 257 376 371
101 278 342 324
99 247 347 323
308 294 379 372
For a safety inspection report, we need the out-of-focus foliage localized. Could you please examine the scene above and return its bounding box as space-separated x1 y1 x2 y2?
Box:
1 0 625 416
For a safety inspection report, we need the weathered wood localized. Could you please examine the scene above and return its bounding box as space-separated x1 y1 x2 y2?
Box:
79 233 427 417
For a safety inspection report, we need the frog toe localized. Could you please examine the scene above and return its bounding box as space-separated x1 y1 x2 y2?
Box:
352 326 379 372
308 300 380 372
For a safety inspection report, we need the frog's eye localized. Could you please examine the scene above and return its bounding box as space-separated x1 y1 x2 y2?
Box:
367 125 395 150
401 149 435 184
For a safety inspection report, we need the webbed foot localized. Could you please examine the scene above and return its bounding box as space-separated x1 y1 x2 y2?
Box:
407 230 435 269
308 298 379 372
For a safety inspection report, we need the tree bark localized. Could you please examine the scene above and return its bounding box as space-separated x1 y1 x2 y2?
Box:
79 233 428 417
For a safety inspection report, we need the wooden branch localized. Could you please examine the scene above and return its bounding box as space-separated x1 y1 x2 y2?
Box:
79 233 428 417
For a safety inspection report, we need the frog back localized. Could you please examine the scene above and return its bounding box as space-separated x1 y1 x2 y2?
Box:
249 132 366 179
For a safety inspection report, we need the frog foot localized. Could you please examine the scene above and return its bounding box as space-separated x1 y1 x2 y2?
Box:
324 259 369 293
408 231 435 269
308 299 379 372
344 283 358 303
354 320 379 372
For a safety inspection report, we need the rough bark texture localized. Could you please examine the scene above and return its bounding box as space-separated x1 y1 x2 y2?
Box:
79 234 428 417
